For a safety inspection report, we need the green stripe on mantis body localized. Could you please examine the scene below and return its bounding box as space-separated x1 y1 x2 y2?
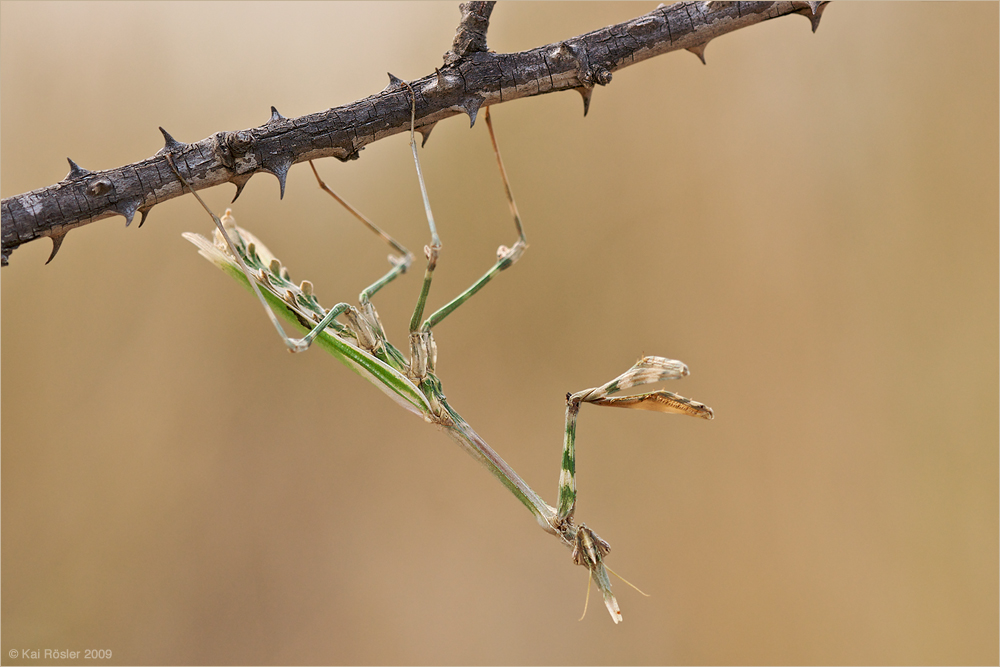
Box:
183 227 433 419
557 399 579 522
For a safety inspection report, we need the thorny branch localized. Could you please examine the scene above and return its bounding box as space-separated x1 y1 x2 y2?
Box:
1 1 827 267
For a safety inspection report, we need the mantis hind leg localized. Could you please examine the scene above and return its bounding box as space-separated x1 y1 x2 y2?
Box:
307 161 413 306
417 107 528 332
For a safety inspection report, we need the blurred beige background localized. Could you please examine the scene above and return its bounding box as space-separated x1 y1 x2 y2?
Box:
2 2 996 665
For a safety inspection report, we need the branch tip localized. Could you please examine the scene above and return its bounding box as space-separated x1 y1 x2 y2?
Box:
445 1 495 64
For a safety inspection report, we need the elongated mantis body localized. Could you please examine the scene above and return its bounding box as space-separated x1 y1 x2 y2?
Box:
177 86 713 623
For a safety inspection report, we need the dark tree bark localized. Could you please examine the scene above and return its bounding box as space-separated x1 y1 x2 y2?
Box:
0 1 827 267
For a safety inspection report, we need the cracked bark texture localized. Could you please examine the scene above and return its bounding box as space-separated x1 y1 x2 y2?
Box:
0 0 826 267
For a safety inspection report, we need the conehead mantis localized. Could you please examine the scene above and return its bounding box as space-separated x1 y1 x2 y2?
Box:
173 83 713 623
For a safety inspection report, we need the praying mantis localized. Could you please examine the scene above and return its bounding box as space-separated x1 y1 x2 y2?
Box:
176 84 713 624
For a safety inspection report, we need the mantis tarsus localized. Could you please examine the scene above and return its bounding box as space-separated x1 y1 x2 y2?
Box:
175 85 713 623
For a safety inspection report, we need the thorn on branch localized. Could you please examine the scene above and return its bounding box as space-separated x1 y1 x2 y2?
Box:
384 72 405 93
45 232 67 265
269 106 286 123
687 42 709 65
261 155 293 199
457 95 484 127
230 173 253 203
574 87 593 117
116 197 142 227
416 122 437 147
798 1 829 33
158 127 187 153
64 158 92 181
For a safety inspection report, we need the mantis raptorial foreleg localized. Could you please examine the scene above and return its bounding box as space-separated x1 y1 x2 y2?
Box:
557 357 714 523
555 356 714 622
